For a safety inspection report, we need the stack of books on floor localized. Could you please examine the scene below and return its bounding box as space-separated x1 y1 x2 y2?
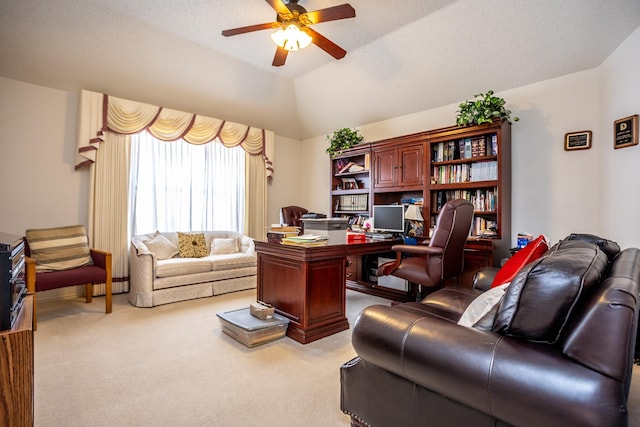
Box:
266 225 300 243
281 234 329 247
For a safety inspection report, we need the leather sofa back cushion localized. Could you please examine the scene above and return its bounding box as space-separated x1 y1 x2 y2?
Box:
564 233 620 260
492 239 609 343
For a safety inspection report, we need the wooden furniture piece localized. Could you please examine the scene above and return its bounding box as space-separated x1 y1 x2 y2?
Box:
24 241 112 331
427 119 511 265
0 232 27 331
328 120 511 290
330 148 371 217
372 142 424 190
0 293 34 426
255 239 399 344
378 200 474 298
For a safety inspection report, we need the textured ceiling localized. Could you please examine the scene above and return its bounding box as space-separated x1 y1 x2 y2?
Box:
1 0 639 139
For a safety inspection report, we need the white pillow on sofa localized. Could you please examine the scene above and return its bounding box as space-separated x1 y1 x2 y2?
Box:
144 232 179 260
210 238 239 255
457 283 510 330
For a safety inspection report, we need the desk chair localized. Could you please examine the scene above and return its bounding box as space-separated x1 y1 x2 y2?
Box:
280 206 309 228
378 199 474 299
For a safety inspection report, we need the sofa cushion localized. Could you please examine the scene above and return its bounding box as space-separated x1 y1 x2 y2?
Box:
25 224 93 272
492 239 609 343
210 238 239 255
457 283 510 330
209 253 257 271
155 257 212 278
144 231 179 260
491 235 548 288
177 232 208 258
563 233 620 260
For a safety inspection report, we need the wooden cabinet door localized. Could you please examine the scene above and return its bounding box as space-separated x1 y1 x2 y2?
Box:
373 149 397 188
398 144 423 187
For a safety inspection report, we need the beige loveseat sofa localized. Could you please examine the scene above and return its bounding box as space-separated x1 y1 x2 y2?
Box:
129 231 256 307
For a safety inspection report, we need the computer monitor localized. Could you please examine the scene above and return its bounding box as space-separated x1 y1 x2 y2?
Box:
372 205 405 233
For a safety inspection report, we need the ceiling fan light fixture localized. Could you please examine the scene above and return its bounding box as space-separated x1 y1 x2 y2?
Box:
271 23 312 51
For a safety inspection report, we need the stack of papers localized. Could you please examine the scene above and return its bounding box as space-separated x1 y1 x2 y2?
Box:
281 234 329 247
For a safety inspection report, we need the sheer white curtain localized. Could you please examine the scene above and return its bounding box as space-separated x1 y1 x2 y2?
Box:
129 131 245 236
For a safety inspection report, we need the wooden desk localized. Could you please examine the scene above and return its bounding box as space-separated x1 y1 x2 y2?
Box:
255 239 398 344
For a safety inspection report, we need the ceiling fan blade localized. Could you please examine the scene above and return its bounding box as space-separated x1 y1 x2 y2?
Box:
265 0 291 16
305 27 347 60
303 4 355 24
221 22 276 37
272 46 288 67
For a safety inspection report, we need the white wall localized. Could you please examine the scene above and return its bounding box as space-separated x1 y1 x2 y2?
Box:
267 135 305 226
600 28 640 249
1 26 638 253
0 78 88 236
301 26 640 248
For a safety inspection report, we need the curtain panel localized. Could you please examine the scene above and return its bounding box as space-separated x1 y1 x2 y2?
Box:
76 90 273 295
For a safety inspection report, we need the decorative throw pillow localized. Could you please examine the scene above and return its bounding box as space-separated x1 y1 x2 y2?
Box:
210 238 239 255
177 232 208 258
144 232 179 260
491 235 549 288
457 283 510 330
492 240 609 343
25 224 93 272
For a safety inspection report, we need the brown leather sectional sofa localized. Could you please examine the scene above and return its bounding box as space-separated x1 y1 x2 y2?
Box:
341 234 640 427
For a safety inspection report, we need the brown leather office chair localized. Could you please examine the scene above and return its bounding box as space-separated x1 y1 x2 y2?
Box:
378 199 474 297
280 206 309 228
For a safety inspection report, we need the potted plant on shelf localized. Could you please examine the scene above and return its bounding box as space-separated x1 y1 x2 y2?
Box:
456 90 519 126
325 128 364 156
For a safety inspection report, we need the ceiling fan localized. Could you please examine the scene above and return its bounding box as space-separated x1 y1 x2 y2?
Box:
221 0 356 67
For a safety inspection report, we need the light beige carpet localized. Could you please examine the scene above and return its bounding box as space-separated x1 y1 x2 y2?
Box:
34 290 640 427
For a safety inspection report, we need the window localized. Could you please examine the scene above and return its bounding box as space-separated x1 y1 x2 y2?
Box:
129 131 245 236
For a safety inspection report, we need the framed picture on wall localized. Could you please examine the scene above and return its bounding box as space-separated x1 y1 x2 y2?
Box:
564 130 592 151
614 114 638 149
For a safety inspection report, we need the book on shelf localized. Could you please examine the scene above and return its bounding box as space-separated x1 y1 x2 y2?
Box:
337 194 368 211
432 134 496 163
431 189 497 212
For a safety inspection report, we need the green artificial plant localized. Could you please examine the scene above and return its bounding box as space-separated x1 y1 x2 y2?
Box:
325 128 364 156
456 90 519 126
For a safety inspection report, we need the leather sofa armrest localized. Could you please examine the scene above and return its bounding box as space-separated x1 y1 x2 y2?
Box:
472 267 500 291
351 304 623 427
352 304 499 411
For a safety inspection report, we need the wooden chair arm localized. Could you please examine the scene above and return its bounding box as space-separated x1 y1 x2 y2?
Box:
89 249 111 269
378 245 445 277
25 256 36 294
390 245 444 256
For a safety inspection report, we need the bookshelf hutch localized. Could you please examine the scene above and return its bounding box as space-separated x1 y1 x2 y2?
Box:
329 119 511 298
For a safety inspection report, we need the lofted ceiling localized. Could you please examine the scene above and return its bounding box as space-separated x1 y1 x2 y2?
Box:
0 0 639 140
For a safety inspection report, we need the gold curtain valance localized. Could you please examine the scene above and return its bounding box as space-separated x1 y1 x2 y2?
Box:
75 90 274 177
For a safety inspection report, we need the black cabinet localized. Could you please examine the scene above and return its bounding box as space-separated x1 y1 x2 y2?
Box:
0 232 27 331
